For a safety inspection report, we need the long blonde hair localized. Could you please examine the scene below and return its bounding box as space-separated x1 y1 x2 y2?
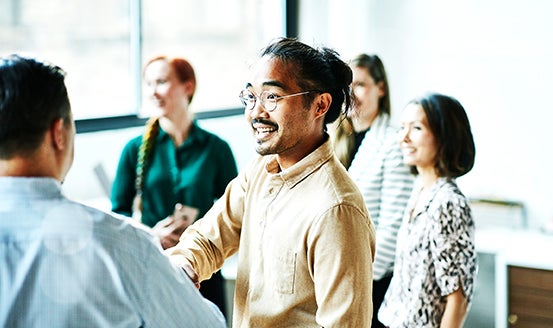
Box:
329 113 355 169
330 53 391 169
132 116 160 218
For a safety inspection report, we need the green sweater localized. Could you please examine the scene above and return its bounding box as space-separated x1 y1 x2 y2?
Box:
111 121 238 227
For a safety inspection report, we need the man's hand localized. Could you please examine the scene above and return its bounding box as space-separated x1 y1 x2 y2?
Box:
181 261 201 289
165 252 202 290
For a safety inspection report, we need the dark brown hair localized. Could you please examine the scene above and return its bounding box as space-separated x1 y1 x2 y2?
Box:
0 55 70 159
408 93 475 178
260 37 352 125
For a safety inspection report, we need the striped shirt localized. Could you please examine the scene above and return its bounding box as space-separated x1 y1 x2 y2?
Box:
348 114 414 280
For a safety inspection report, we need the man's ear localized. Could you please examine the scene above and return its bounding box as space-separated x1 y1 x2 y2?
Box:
314 93 332 119
51 118 66 150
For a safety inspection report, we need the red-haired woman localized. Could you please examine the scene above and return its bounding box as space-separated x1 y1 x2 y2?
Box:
111 55 237 318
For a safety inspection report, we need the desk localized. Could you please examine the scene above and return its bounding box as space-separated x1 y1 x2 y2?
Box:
475 228 553 328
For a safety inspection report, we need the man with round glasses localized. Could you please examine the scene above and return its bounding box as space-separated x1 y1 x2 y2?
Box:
168 38 376 327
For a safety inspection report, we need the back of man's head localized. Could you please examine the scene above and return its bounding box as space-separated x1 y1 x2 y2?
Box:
0 55 70 159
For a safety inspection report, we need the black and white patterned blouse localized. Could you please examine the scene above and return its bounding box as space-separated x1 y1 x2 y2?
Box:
378 177 477 327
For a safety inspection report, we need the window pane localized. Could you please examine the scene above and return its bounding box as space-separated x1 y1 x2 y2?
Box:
141 0 285 115
0 0 134 119
0 0 285 120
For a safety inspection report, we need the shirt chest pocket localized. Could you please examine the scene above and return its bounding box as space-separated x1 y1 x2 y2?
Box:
271 248 297 294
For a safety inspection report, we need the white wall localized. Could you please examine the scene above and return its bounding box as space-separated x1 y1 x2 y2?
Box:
299 0 553 228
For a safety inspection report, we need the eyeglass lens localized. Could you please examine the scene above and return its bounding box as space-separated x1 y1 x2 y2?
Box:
239 90 277 111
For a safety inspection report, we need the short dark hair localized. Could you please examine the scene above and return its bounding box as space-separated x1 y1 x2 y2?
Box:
0 55 70 159
408 93 475 178
260 37 352 125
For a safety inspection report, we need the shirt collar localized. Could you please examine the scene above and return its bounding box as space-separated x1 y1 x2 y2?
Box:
414 176 455 209
264 135 334 189
157 120 208 146
0 177 63 200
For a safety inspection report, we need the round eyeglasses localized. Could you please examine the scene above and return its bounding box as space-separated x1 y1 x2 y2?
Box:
238 89 311 112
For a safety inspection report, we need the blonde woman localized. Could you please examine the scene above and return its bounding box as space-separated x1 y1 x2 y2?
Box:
329 53 414 327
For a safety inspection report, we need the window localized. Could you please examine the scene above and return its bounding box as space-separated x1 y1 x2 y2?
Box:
0 0 133 119
141 0 285 116
0 0 286 120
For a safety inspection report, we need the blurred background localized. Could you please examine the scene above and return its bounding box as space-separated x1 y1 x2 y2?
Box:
2 1 552 327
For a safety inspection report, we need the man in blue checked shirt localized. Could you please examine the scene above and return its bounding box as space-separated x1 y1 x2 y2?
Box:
0 54 226 328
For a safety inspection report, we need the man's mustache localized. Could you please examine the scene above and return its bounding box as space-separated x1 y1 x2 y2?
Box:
251 118 278 129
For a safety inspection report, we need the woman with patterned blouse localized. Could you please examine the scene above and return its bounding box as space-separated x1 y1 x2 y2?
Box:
379 93 477 327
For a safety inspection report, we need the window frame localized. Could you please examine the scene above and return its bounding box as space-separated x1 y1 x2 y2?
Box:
75 0 299 134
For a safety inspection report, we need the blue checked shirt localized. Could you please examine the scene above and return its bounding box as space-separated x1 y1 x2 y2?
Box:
0 177 226 328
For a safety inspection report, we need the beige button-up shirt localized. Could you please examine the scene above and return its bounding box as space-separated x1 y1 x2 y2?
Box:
169 137 376 327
